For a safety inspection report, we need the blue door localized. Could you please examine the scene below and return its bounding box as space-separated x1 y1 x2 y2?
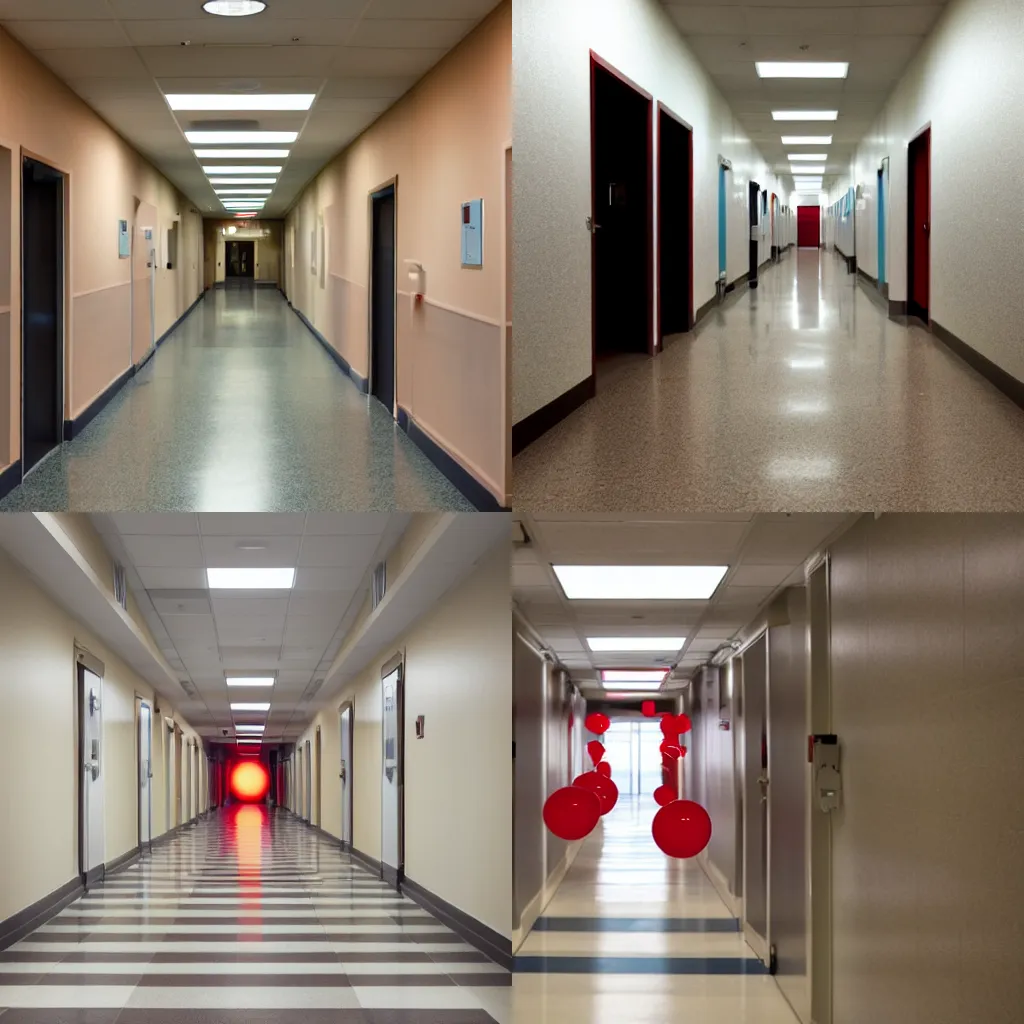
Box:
877 167 886 285
718 164 727 277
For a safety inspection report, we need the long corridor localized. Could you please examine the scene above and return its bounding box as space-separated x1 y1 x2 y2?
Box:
0 286 472 513
513 249 1024 511
0 807 509 1023
513 798 799 1024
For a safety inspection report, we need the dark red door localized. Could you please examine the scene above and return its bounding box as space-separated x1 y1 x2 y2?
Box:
797 205 820 247
908 128 930 319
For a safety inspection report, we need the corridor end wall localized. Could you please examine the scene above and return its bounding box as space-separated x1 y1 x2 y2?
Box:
283 2 511 506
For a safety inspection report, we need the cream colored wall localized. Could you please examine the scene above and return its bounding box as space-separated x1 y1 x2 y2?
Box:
0 27 205 464
297 538 511 939
285 2 511 504
0 545 203 925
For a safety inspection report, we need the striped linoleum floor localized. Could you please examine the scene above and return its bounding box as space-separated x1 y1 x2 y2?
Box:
0 804 509 1023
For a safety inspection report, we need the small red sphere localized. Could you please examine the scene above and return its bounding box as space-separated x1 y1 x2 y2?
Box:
543 786 601 841
641 700 656 718
587 739 606 765
652 799 712 859
653 784 676 807
573 770 619 815
585 712 611 735
595 761 612 778
659 741 682 759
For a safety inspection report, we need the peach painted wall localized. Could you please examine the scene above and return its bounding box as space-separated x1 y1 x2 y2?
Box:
284 1 511 505
0 28 205 470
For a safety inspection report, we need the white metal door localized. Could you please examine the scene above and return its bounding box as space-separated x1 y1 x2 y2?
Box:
138 702 152 845
166 722 175 831
79 666 105 881
305 740 312 820
340 706 352 845
381 664 403 885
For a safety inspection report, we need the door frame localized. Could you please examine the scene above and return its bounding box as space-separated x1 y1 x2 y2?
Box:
305 739 312 821
339 700 354 849
906 124 931 322
748 181 761 286
589 50 655 376
367 176 398 417
76 650 105 889
380 651 405 889
19 150 67 482
314 725 322 826
136 698 152 848
655 102 693 346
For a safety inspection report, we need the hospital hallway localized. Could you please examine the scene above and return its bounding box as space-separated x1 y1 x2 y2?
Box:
514 796 797 1023
512 248 1024 513
0 806 507 1022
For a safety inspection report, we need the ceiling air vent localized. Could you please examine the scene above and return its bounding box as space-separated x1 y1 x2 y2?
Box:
372 561 387 610
187 119 261 131
113 562 128 611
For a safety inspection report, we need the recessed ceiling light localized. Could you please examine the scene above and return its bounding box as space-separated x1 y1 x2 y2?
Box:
168 94 314 111
203 1 267 17
772 111 838 121
210 178 278 185
601 669 669 683
194 149 290 159
222 201 266 207
552 565 728 600
230 702 271 712
208 567 295 589
788 154 827 161
756 62 848 78
790 165 825 174
781 136 833 145
226 676 275 687
236 738 263 744
233 213 258 218
587 637 686 652
187 132 296 144
235 724 266 732
202 165 282 175
215 189 273 195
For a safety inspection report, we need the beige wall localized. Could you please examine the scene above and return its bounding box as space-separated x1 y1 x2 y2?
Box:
0 27 205 468
0 545 204 925
296 538 511 940
284 2 510 504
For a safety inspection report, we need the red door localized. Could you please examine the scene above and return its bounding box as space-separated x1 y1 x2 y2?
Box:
797 205 820 247
908 128 930 319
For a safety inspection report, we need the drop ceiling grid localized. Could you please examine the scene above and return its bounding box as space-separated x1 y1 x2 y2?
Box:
0 0 501 216
513 513 856 686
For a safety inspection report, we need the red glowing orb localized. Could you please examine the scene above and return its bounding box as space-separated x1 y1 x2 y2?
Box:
230 760 269 803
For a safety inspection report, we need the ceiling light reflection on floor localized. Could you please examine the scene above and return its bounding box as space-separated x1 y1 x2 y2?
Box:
768 457 837 481
785 399 829 415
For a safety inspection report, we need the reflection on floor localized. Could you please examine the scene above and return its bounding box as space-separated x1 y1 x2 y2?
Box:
513 798 799 1023
0 285 472 512
513 249 1024 511
0 805 508 1023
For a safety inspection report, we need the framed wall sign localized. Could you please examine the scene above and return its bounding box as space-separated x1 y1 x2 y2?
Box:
461 199 483 268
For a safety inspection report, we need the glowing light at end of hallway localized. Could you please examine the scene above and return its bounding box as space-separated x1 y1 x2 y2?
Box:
781 136 832 145
230 761 270 802
587 636 686 652
772 111 839 121
203 1 267 16
756 62 848 78
168 94 313 111
552 564 728 601
208 567 295 589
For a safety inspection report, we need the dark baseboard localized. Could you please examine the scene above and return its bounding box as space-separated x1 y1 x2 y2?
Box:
694 294 716 327
931 319 1024 413
84 865 104 889
0 457 22 502
727 273 748 294
106 845 141 876
401 875 512 971
397 408 505 511
65 364 135 440
150 823 187 849
888 299 907 317
0 875 83 952
287 302 369 394
382 864 403 891
349 845 384 879
758 256 772 271
511 374 595 456
856 266 877 287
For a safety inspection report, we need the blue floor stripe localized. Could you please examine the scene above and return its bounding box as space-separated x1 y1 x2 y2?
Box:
533 916 740 933
514 955 768 975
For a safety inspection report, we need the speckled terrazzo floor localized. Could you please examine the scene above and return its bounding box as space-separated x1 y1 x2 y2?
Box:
512 249 1024 512
0 285 473 512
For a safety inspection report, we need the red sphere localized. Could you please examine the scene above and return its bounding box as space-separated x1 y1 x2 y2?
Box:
587 739 606 765
230 761 270 803
652 799 712 859
641 700 656 718
543 786 601 841
595 761 612 778
573 770 619 815
585 712 610 735
679 745 688 758
676 713 692 735
659 713 677 737
653 784 676 807
660 742 682 759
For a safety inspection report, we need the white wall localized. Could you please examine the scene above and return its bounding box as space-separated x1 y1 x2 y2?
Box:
825 0 1023 378
512 0 786 424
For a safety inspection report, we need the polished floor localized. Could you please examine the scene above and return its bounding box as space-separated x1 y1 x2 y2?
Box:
0 806 508 1023
512 797 799 1023
0 285 472 512
513 249 1024 511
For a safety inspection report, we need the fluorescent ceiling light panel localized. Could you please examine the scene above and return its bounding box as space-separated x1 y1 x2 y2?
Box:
222 202 265 208
788 154 827 161
782 136 833 145
203 0 266 14
772 111 838 121
600 681 665 691
236 739 263 744
210 178 277 185
194 149 289 158
601 669 669 683
215 189 273 195
587 636 686 652
188 132 296 144
202 165 282 175
235 725 266 733
756 62 848 78
790 165 825 174
226 676 275 687
168 94 314 111
552 564 728 600
233 213 258 218
230 702 271 712
207 567 295 589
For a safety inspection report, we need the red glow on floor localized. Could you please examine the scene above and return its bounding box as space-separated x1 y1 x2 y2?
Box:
230 760 270 803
